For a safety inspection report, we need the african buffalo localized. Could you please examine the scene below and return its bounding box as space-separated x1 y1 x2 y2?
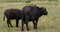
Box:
21 5 48 31
3 8 22 27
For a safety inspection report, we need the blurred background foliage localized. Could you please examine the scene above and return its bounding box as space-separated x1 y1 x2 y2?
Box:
0 0 59 3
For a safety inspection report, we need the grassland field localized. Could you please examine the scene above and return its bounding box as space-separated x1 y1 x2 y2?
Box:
0 1 60 32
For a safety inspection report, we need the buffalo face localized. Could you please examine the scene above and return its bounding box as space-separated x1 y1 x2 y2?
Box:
40 7 48 15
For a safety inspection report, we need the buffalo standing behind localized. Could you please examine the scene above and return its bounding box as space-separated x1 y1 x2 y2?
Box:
3 8 22 27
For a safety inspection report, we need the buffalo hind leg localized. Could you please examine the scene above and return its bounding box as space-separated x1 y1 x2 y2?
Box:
7 19 13 27
25 18 29 31
21 21 24 31
22 21 29 31
26 21 29 31
9 20 13 27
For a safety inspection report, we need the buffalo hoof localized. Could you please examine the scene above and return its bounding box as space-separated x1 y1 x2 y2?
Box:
21 29 24 31
34 27 37 29
11 26 13 27
16 26 19 28
8 26 10 28
27 29 29 31
11 26 13 28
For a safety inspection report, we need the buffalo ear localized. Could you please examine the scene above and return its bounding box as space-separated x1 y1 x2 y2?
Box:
41 7 46 10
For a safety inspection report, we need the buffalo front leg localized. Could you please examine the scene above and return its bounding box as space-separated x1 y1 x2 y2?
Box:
7 20 10 27
33 21 36 29
33 21 38 29
33 20 38 29
35 19 38 29
16 19 19 27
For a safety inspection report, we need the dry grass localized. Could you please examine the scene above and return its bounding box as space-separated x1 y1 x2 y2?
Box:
0 2 60 32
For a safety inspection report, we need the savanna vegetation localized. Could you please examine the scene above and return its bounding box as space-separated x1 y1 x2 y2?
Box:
0 0 60 32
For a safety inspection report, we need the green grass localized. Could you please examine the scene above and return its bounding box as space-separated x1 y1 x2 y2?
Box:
0 2 60 32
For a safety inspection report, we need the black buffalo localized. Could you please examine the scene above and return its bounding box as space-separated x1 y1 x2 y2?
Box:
21 5 48 31
3 8 22 27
